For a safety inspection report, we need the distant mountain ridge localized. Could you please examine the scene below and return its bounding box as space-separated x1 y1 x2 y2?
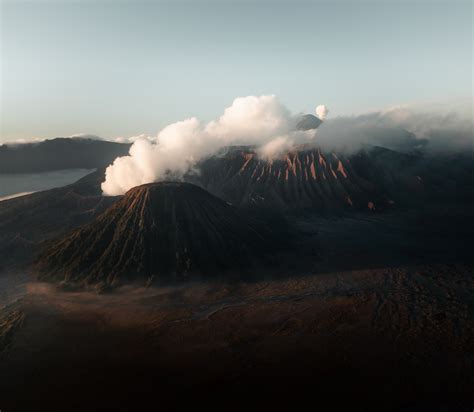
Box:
0 137 131 173
0 113 322 174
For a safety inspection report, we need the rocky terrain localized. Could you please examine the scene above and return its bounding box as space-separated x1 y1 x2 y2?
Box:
0 142 473 411
0 262 472 411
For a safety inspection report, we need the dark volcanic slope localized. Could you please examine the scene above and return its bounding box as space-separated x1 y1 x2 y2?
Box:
0 138 131 173
350 146 474 206
3 145 472 272
192 147 389 212
192 145 474 213
295 114 322 131
0 169 117 271
35 182 286 285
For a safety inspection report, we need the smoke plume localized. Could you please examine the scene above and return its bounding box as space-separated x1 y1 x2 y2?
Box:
101 96 472 196
315 105 329 120
102 95 322 195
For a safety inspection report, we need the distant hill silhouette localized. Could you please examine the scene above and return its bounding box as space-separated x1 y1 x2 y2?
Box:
0 137 131 173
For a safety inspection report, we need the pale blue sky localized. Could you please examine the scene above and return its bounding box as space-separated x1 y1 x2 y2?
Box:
1 0 472 142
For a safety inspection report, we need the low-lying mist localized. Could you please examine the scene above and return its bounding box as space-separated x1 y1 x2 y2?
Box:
316 103 473 154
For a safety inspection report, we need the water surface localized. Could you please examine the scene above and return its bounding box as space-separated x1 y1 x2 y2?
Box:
0 169 94 201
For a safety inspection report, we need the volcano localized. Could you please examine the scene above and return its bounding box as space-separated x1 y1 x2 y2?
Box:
295 114 322 131
191 147 389 212
34 182 286 286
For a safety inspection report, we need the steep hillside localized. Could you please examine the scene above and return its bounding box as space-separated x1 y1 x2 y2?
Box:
34 182 288 285
192 147 389 212
0 169 116 270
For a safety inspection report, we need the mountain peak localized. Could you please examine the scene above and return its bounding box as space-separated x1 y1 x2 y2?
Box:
35 182 287 286
295 114 323 131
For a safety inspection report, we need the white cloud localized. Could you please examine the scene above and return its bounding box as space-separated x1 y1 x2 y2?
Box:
315 105 329 120
101 95 325 195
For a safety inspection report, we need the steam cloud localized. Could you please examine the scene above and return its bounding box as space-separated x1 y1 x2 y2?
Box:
102 95 321 195
102 96 472 196
315 105 329 120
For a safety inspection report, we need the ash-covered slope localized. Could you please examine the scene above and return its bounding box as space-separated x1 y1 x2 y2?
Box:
349 146 474 205
35 182 287 285
0 169 117 270
192 147 389 212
